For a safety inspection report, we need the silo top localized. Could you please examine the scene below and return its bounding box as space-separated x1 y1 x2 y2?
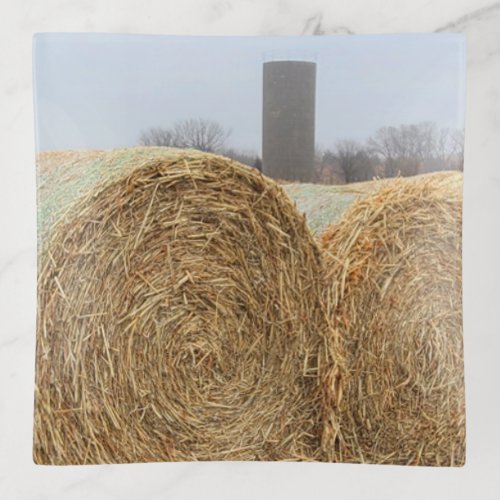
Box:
263 60 317 69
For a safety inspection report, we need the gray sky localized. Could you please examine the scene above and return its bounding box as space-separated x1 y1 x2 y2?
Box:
34 33 466 153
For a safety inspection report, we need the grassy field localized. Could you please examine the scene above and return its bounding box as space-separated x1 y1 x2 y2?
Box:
282 182 375 236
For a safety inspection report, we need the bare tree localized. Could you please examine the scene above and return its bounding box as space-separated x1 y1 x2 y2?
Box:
368 122 436 177
322 123 464 183
435 127 451 164
334 140 374 183
173 118 230 152
253 157 262 172
450 129 465 171
313 146 327 182
140 118 231 153
139 127 176 147
221 148 260 168
316 149 346 184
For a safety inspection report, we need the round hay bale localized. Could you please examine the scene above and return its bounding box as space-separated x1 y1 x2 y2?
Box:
320 172 465 466
34 150 337 464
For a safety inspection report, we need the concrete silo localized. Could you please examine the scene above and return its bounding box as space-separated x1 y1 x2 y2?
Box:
262 60 316 182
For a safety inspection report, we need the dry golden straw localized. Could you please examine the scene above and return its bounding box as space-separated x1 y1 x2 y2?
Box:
320 172 465 466
34 150 341 464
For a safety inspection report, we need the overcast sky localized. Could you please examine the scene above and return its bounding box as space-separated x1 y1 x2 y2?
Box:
34 33 466 153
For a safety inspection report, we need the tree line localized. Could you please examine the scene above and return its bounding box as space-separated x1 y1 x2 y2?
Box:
140 119 464 184
139 118 263 171
317 123 464 184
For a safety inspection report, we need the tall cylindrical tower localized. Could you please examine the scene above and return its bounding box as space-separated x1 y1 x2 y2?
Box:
262 60 316 182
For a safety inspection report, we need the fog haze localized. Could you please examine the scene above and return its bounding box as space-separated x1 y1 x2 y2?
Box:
34 33 466 153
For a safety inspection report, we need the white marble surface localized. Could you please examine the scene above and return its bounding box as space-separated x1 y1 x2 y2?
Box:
1 0 500 498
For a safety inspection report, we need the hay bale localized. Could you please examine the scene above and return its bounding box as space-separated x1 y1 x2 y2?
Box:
34 150 338 464
320 172 465 466
37 148 191 245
